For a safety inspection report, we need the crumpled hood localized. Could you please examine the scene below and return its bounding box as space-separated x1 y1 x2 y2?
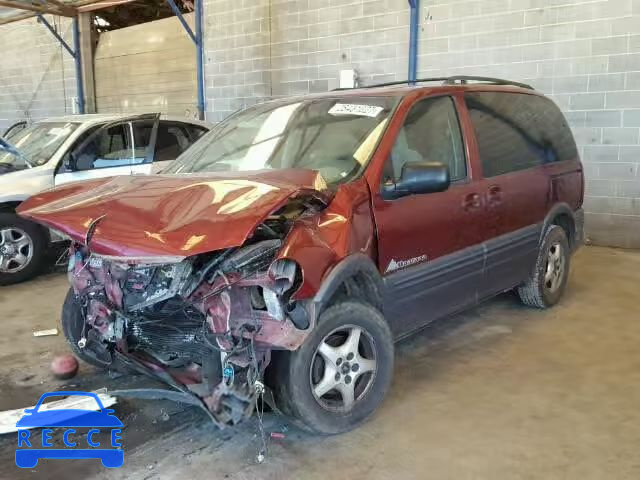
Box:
17 169 329 258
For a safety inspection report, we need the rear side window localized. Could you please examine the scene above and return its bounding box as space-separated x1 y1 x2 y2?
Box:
152 122 208 162
185 124 208 141
465 92 578 177
154 121 188 162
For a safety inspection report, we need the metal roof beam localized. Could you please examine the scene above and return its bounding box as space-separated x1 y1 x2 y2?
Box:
33 13 85 113
165 0 196 44
165 0 205 119
36 13 75 57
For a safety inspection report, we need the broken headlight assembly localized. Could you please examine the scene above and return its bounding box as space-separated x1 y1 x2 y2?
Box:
122 261 192 311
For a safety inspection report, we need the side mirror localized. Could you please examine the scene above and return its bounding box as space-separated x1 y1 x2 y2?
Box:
384 162 450 199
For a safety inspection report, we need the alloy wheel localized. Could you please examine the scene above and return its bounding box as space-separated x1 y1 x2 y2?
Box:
0 227 34 273
309 324 378 413
544 242 565 293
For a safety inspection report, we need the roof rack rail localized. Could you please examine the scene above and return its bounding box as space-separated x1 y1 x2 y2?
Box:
332 75 533 91
443 75 533 90
332 77 449 90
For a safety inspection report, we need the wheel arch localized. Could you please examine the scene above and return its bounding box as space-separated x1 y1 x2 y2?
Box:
0 201 22 213
543 203 577 249
0 202 52 241
311 253 384 322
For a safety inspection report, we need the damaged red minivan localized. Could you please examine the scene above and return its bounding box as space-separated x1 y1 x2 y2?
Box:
18 76 584 433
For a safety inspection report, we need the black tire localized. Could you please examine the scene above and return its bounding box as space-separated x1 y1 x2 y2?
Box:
272 300 394 435
61 289 110 368
0 213 49 286
517 225 571 308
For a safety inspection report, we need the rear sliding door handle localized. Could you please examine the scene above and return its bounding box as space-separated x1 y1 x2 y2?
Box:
462 193 482 211
487 185 503 205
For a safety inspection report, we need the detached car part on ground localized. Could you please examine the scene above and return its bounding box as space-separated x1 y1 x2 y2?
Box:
18 79 584 433
0 114 209 285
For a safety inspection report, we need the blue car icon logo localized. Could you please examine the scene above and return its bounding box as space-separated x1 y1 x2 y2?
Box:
15 391 124 468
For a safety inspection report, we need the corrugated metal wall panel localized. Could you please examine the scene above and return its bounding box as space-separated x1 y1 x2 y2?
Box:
94 14 197 116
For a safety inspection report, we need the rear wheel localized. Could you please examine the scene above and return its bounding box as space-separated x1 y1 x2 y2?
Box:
517 225 570 308
273 300 394 434
0 213 49 285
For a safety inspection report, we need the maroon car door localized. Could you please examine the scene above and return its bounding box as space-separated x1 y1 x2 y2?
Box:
463 91 552 299
369 94 493 338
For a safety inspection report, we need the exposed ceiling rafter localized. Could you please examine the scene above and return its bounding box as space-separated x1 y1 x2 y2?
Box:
0 0 76 17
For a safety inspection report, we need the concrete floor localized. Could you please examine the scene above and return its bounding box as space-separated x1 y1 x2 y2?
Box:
0 246 639 479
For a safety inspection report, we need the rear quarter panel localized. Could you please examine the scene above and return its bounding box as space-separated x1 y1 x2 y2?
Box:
544 159 584 210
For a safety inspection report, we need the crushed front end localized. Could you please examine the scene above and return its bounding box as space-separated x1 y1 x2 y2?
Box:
66 201 319 427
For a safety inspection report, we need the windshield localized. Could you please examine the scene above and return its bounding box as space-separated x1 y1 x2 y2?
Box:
166 96 399 184
0 122 79 168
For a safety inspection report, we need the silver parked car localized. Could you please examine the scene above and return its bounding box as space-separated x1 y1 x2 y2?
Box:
0 113 210 285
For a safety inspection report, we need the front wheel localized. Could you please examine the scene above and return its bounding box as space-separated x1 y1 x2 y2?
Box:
517 224 570 308
61 289 112 368
272 300 394 435
0 213 49 286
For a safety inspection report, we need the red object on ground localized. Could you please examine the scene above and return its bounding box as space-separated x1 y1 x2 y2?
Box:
270 432 285 439
51 353 79 380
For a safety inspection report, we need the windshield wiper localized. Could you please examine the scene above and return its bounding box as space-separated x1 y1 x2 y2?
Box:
0 138 33 168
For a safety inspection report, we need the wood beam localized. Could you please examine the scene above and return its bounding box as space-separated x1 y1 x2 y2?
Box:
0 0 75 17
76 0 135 13
42 0 77 16
0 10 34 24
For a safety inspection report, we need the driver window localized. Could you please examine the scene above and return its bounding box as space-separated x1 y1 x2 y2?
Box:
386 96 466 183
72 123 134 171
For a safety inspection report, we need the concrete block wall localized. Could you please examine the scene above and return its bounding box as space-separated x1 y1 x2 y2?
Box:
0 15 77 132
203 0 640 248
203 0 410 121
0 2 636 248
416 0 640 248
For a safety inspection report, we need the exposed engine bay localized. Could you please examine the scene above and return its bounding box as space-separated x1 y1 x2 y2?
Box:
67 195 325 427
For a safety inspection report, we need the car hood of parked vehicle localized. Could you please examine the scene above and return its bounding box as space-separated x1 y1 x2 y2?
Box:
0 161 28 174
0 164 55 203
17 169 330 259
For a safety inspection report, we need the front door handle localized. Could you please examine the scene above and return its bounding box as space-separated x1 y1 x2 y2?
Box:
487 185 503 206
462 193 482 211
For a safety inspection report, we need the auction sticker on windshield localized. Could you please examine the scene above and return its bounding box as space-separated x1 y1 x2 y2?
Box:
328 103 383 117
